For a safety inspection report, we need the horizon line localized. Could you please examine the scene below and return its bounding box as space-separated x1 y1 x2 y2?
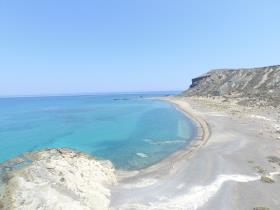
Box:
0 90 182 99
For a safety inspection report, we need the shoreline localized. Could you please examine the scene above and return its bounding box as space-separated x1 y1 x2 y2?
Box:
2 96 280 209
0 96 204 175
111 96 280 210
115 96 210 180
0 96 207 209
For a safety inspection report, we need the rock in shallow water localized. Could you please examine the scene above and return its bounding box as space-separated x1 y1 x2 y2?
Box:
0 148 117 210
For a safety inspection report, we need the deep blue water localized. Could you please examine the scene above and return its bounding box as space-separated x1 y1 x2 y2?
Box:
0 92 196 170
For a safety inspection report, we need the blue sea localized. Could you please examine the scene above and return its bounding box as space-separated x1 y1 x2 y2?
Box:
0 92 196 170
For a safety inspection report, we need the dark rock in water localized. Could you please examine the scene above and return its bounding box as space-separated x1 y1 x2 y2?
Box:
181 65 280 107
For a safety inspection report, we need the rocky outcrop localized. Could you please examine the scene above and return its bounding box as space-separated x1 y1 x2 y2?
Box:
0 149 117 210
181 65 280 107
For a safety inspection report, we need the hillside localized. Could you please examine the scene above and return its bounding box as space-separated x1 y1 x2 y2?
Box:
181 65 280 107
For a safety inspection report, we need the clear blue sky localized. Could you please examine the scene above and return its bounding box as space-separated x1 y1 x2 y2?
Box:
0 0 280 96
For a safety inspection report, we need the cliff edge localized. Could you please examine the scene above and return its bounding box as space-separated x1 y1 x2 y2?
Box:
181 65 280 107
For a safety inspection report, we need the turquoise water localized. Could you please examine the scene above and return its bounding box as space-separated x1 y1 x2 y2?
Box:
0 92 196 170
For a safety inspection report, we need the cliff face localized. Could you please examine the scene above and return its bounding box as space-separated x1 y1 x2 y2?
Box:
181 65 280 107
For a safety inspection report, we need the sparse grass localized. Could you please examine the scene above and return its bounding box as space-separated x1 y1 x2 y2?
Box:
248 160 255 164
267 156 280 164
255 166 266 174
260 176 274 183
253 207 270 210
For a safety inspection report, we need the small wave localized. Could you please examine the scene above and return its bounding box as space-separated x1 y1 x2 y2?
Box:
143 139 185 145
136 153 148 158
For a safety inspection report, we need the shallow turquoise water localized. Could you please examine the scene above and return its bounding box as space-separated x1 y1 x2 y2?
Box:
0 92 196 170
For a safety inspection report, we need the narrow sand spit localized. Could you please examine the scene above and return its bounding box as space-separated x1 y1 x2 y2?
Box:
111 97 280 210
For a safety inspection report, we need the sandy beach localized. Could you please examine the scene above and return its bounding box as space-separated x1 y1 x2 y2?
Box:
1 96 280 210
111 96 280 210
2 0 280 209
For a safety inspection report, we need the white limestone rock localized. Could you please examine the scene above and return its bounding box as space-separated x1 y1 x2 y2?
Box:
1 148 117 210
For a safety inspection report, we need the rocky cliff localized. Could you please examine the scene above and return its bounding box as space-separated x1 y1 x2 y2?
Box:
181 65 280 107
